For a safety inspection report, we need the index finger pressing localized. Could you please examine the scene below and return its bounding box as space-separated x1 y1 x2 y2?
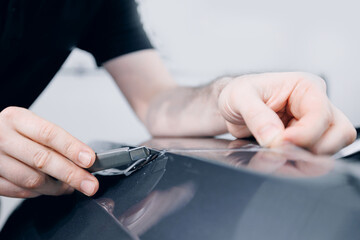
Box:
283 91 334 148
10 109 95 168
220 83 285 147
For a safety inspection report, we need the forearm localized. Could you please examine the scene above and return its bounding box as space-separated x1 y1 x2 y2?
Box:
145 77 231 137
107 49 356 153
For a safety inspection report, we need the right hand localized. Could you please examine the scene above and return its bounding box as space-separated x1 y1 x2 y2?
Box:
218 72 356 154
0 107 99 198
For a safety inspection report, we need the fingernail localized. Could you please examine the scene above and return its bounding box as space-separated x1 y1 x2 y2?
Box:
78 151 92 166
258 125 282 147
80 180 96 196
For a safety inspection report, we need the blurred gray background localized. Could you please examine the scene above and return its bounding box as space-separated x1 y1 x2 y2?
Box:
1 0 360 228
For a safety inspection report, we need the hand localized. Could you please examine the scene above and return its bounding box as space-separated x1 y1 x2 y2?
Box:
218 72 356 154
0 107 99 198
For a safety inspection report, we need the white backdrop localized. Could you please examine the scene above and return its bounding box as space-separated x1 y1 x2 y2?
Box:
33 0 360 144
139 0 360 123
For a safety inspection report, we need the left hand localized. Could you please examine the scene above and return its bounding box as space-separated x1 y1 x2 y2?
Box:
218 72 356 154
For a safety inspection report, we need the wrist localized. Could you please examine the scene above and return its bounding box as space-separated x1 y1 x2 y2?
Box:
211 76 234 126
212 77 232 100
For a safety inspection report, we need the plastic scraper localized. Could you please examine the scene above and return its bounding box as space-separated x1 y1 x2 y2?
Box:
87 146 158 176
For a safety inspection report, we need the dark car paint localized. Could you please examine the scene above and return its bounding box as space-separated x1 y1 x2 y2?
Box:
1 138 360 240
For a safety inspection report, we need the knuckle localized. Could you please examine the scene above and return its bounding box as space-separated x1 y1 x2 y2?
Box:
33 149 51 169
0 106 20 121
24 174 45 189
63 168 77 185
298 72 327 91
38 123 55 144
62 141 75 158
314 77 327 91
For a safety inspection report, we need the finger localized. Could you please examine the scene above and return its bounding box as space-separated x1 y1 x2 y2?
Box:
283 81 334 148
311 107 356 155
34 182 75 196
226 122 251 138
220 83 285 147
0 177 40 198
0 153 72 196
283 104 333 149
3 133 99 196
6 108 95 168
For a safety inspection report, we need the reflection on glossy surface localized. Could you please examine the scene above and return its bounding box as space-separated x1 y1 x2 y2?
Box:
118 182 195 236
143 138 334 178
94 181 196 238
3 138 360 240
96 198 115 214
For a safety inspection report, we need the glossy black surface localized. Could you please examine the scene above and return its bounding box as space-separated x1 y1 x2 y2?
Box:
2 138 360 240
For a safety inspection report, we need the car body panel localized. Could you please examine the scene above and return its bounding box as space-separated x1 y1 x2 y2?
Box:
1 138 360 239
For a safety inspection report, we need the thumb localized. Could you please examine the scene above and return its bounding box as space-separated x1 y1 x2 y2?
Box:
219 82 285 147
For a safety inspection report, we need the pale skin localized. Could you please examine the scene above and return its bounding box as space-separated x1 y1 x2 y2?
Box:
0 49 356 198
